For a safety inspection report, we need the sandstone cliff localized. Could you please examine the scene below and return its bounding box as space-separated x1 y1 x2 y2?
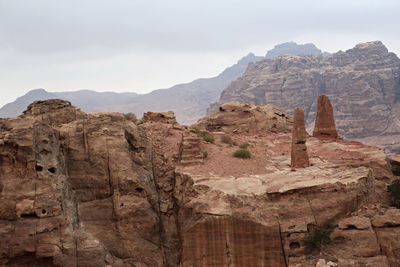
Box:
211 41 400 153
1 100 400 266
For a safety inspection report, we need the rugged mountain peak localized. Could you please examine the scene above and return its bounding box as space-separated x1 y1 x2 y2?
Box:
352 40 389 55
313 95 339 140
237 52 259 64
25 88 49 96
291 108 310 168
265 41 324 59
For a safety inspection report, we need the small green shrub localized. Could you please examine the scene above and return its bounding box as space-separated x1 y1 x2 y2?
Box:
199 130 209 138
124 113 137 122
305 226 333 251
221 135 234 145
189 126 201 135
203 134 215 143
239 143 250 149
388 179 400 208
233 149 251 159
203 151 208 158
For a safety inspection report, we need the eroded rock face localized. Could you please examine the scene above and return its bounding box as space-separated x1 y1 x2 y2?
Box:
195 101 293 134
313 95 339 139
291 108 310 168
210 41 400 153
142 111 177 124
0 100 182 266
1 99 399 266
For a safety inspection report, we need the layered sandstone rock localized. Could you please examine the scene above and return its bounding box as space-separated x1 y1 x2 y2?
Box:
0 99 399 267
195 101 293 134
0 100 182 266
210 41 400 153
291 108 310 168
142 111 177 124
387 154 400 176
313 95 339 139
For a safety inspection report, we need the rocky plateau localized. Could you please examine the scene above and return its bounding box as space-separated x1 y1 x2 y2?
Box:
0 98 400 267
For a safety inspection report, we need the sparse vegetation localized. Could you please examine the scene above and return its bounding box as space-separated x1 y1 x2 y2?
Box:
189 126 201 135
233 149 251 159
221 135 235 145
199 130 209 138
305 226 333 251
388 179 400 208
124 113 137 122
203 151 208 158
239 143 250 149
203 134 215 143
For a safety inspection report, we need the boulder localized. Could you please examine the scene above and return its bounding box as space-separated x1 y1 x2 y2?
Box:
142 111 177 124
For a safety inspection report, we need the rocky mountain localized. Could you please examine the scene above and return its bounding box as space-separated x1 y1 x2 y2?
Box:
0 42 326 124
265 41 327 59
0 99 399 266
211 41 400 153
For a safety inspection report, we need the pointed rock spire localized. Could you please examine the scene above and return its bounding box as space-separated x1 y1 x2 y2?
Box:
291 108 310 168
313 95 339 139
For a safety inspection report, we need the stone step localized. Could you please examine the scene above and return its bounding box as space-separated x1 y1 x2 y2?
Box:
182 141 201 146
181 148 201 154
181 154 203 160
184 137 201 142
180 159 203 166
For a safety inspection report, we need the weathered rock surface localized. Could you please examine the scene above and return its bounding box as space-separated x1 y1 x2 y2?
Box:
142 111 177 124
387 154 400 176
0 100 182 266
195 101 293 134
0 99 399 266
313 95 339 139
211 41 400 153
291 108 310 168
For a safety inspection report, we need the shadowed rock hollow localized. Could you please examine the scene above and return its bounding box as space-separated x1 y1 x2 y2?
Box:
0 99 400 266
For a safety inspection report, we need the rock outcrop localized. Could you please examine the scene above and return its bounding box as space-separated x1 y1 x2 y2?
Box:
143 111 177 124
313 95 339 139
210 41 400 153
0 100 181 266
291 108 310 168
195 101 293 134
0 99 399 266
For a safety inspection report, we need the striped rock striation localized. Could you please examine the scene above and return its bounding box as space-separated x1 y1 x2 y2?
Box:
0 99 399 267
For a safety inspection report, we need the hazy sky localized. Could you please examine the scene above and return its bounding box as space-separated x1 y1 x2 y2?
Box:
0 0 399 107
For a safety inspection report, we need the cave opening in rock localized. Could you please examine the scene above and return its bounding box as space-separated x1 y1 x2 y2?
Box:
35 165 43 172
289 242 301 250
21 212 39 218
346 224 358 230
135 187 144 193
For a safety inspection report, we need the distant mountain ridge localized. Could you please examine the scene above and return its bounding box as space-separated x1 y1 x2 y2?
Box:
210 41 400 153
0 42 327 123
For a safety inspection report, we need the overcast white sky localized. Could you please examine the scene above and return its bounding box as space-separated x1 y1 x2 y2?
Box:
0 0 399 107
